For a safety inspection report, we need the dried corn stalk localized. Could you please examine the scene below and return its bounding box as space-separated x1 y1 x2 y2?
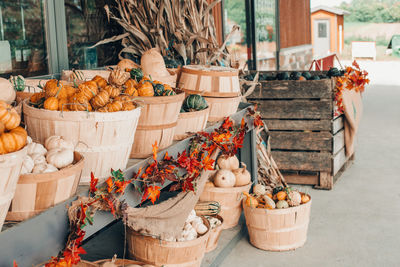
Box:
93 0 237 65
256 122 287 191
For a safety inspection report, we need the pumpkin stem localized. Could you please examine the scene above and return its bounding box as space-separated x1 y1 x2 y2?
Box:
55 84 63 98
241 162 247 174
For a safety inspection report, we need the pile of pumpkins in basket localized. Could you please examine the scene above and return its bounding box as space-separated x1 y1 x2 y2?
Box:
21 136 74 174
28 67 176 112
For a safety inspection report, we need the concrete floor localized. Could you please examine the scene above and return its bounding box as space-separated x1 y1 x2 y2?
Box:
220 84 400 267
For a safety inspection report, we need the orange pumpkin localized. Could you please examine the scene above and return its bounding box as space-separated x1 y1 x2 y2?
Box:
0 122 4 135
78 81 98 100
299 76 306 81
63 85 77 98
0 126 27 154
44 97 59 111
92 75 108 89
30 92 46 104
104 85 121 98
301 194 310 204
122 101 136 111
97 106 108 112
105 100 123 112
58 98 69 111
163 83 173 91
90 90 110 109
68 93 91 111
44 79 62 98
137 81 154 97
0 101 21 130
275 191 287 201
124 79 138 96
114 95 133 102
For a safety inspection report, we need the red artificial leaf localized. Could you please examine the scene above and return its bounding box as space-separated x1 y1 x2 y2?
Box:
89 172 98 193
13 260 18 267
114 180 130 193
105 177 114 193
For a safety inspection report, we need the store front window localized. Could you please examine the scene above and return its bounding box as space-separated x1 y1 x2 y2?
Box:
64 0 122 69
255 0 276 70
0 0 48 77
223 0 248 69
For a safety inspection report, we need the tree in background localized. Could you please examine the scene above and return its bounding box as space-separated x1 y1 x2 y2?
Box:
340 0 400 23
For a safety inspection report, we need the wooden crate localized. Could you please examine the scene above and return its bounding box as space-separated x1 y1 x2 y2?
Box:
247 71 354 189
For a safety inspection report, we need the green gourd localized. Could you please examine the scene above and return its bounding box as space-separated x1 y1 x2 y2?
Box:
301 72 312 80
194 201 221 216
154 83 165 96
276 72 289 80
130 68 143 82
9 75 25 92
289 71 302 80
183 94 208 111
163 90 176 96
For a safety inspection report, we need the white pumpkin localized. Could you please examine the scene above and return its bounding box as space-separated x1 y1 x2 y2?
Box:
27 142 47 156
44 136 74 151
0 77 16 104
46 148 74 169
31 153 46 165
217 155 239 170
213 169 236 187
43 164 58 173
192 221 207 235
32 163 58 174
27 136 33 144
20 155 34 174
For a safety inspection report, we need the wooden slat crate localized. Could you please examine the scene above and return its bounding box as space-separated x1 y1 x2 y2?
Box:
247 71 354 189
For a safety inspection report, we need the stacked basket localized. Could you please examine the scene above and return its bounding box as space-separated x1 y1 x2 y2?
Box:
178 65 241 122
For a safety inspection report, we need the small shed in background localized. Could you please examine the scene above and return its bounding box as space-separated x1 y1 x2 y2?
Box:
311 5 349 57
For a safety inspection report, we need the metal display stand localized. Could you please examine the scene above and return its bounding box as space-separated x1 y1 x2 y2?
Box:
0 103 257 266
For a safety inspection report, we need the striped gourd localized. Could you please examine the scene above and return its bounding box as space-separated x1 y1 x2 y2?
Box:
195 201 221 216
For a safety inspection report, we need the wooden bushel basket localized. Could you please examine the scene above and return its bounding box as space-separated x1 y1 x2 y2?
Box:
174 107 209 141
0 146 27 231
205 215 224 253
35 260 97 267
7 152 84 221
204 96 241 122
179 65 240 97
94 259 151 266
127 217 210 267
243 197 312 251
130 91 185 158
23 101 141 184
200 183 251 229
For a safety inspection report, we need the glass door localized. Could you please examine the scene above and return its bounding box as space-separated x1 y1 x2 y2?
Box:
64 0 122 69
0 0 49 77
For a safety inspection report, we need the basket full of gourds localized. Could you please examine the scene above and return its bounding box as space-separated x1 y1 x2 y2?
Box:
242 184 312 251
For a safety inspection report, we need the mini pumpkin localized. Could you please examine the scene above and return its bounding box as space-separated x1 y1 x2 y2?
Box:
21 155 34 174
58 98 69 111
44 97 59 111
124 79 138 95
92 75 108 89
109 67 130 86
243 192 258 208
130 68 144 82
90 90 110 109
0 122 4 135
0 101 21 130
301 194 310 204
46 148 74 169
68 93 91 111
232 163 251 187
163 90 176 96
275 191 287 201
154 83 165 96
137 81 154 96
217 155 239 170
27 142 47 156
104 85 121 98
213 169 236 188
0 126 27 154
44 79 62 98
78 81 98 100
63 85 76 98
32 163 58 174
45 136 74 151
122 101 136 111
30 92 46 104
183 94 208 111
105 100 123 112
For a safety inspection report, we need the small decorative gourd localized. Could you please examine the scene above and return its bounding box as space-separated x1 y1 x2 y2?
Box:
68 93 90 111
106 100 123 112
243 192 258 208
0 101 21 130
9 75 25 92
122 101 136 111
262 195 276 209
275 191 287 201
0 122 4 135
0 78 16 104
124 79 138 96
27 142 47 156
217 155 239 170
31 153 46 165
21 155 34 174
58 98 69 111
213 169 236 187
90 90 110 109
103 85 121 99
232 162 251 187
44 79 62 98
137 81 154 96
0 126 28 154
194 201 221 216
154 83 165 96
45 136 74 151
92 75 108 89
301 194 310 204
287 190 301 207
30 92 46 105
109 67 130 86
182 94 208 111
253 184 266 196
163 89 176 96
276 200 289 209
44 97 59 111
117 58 139 71
78 81 98 101
130 68 144 82
46 148 74 169
32 163 58 174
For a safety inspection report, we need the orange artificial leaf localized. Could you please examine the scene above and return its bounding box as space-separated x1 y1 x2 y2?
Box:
105 177 114 193
152 141 158 161
144 185 161 204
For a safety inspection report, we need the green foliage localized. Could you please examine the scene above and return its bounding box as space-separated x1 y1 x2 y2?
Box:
224 0 247 42
340 0 400 23
344 35 390 47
